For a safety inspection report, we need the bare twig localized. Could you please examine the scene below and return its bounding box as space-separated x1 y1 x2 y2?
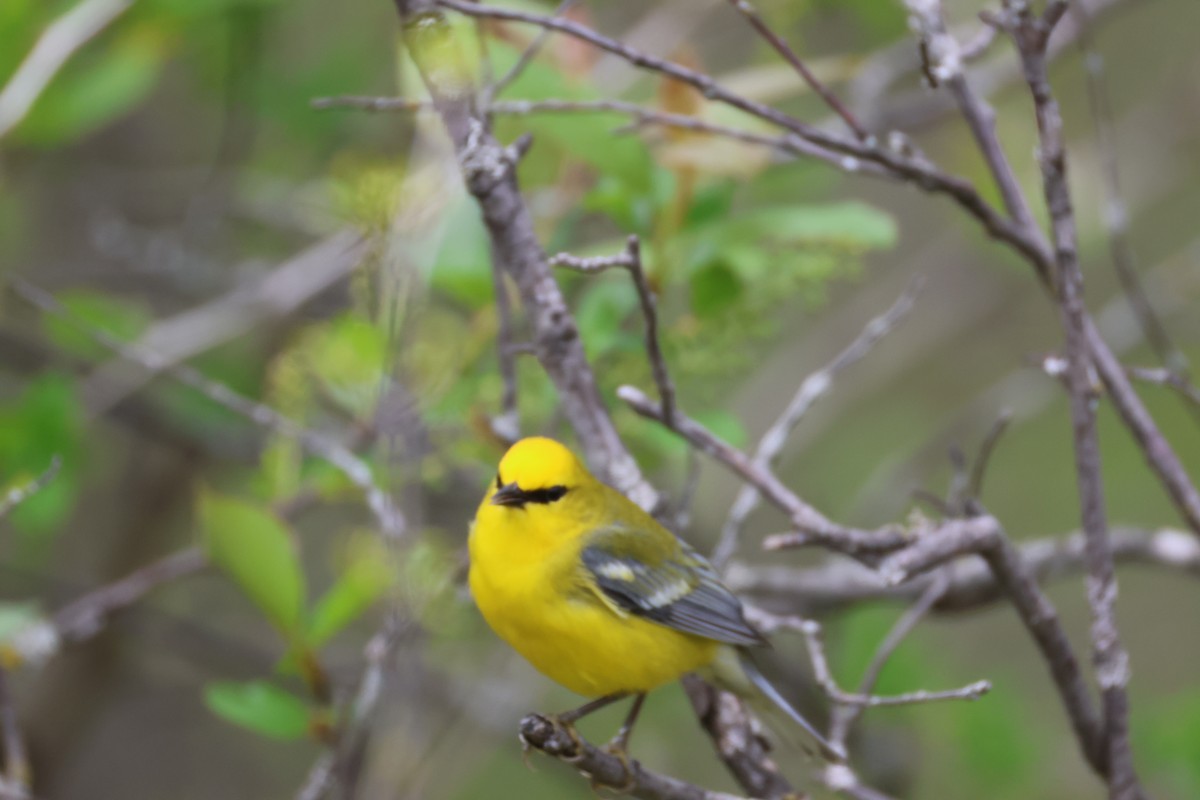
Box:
313 95 894 178
52 548 209 645
867 511 1105 773
965 410 1012 513
722 0 868 139
83 230 369 415
1126 367 1200 409
618 385 909 560
551 236 676 423
395 1 657 510
0 0 134 140
1000 4 1141 795
829 577 960 746
773 613 990 711
712 280 921 566
728 526 1200 615
12 280 406 539
519 710 751 800
0 457 61 521
488 0 579 101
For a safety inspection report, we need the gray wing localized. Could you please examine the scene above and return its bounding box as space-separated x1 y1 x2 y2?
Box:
579 526 765 647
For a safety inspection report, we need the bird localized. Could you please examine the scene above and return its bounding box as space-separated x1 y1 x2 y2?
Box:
468 435 844 775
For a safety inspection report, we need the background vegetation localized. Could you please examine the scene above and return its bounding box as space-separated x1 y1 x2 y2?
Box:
1 0 1198 798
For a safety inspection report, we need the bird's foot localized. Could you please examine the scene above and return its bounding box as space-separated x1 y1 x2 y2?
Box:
545 714 587 762
591 740 637 794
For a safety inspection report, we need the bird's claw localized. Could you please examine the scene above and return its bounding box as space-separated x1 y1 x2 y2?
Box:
546 714 587 762
592 741 637 794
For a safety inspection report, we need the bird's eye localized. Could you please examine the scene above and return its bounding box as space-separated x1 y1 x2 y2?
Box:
495 473 503 490
525 485 568 504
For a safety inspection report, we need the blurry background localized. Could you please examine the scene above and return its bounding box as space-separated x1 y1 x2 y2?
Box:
1 0 1198 798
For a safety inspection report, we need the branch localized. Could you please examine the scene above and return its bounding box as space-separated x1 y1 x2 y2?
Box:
868 513 1105 773
12 281 406 540
313 95 895 178
487 0 579 101
729 527 1200 615
0 457 61 521
551 236 676 423
394 0 657 510
518 711 750 800
618 385 908 560
0 0 134 140
680 676 794 800
1000 4 1141 794
1126 367 1200 410
722 0 868 139
712 279 921 566
2 548 208 668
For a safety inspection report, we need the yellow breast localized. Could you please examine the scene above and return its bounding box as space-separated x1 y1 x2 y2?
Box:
468 518 718 698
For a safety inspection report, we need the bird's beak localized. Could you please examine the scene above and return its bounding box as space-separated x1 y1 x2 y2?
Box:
490 482 527 508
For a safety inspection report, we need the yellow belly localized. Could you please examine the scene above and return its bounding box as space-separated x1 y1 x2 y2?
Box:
470 560 719 697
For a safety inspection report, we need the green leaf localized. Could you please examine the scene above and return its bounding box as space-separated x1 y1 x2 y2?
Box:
689 260 743 318
198 490 306 639
307 535 394 648
203 680 311 741
724 202 898 250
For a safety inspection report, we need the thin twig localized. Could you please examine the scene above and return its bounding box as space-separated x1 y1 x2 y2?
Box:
396 3 658 510
488 0 579 102
727 526 1200 615
771 613 990 710
1126 367 1200 409
0 0 134 140
52 548 209 645
723 0 867 138
828 576 954 747
12 281 406 540
313 95 893 177
965 410 1012 513
1001 4 1142 795
551 236 676 423
869 512 1105 773
712 280 921 566
0 457 61 521
618 385 908 560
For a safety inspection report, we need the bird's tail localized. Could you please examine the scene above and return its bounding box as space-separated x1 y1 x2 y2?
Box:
703 645 846 763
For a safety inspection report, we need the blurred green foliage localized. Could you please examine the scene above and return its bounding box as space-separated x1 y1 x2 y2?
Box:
1 0 1197 798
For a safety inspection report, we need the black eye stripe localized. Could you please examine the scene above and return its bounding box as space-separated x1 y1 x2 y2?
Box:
523 485 568 504
495 473 503 490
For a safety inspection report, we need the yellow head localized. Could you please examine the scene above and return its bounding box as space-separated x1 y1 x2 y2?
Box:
473 437 602 551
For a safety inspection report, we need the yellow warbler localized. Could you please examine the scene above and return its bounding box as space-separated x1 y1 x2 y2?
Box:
469 436 843 765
